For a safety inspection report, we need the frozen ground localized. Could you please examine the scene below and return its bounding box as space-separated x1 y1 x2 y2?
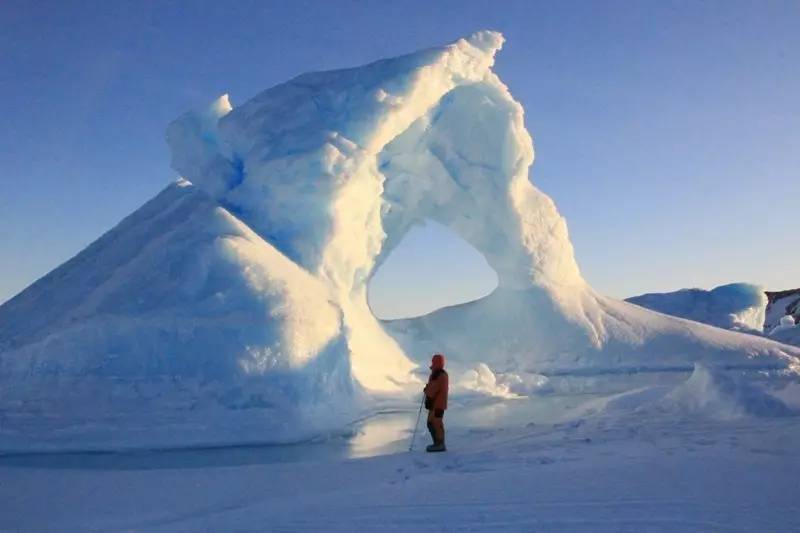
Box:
2 370 799 532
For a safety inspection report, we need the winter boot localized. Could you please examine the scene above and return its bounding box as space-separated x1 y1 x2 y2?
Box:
426 441 446 452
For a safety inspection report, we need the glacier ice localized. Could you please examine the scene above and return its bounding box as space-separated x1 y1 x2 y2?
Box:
1 31 798 449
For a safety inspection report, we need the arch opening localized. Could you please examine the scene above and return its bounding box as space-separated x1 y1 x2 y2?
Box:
367 219 498 320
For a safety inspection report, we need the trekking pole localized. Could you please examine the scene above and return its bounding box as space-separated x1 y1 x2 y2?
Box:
408 393 425 452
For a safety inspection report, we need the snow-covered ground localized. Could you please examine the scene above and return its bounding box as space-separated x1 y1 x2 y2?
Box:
3 369 799 531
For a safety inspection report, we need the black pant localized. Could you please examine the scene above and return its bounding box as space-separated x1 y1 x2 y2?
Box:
426 409 445 444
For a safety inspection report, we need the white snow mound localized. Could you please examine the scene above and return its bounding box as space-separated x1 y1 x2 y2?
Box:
454 363 549 399
663 363 793 419
770 316 800 347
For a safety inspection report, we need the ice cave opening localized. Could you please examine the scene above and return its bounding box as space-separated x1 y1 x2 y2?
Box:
367 220 498 320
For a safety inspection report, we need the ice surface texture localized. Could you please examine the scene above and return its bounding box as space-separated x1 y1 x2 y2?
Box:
1 31 798 449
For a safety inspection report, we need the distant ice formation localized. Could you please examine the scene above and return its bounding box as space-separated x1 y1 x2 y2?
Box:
626 283 768 332
627 284 800 348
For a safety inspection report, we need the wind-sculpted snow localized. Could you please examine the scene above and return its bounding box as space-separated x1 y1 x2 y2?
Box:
663 363 794 419
1 31 798 450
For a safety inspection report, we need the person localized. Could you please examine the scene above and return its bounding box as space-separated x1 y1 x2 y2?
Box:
423 353 449 452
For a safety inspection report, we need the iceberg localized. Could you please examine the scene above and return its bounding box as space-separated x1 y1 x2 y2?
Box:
626 283 768 333
1 31 798 449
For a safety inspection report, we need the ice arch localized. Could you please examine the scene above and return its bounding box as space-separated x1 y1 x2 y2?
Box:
166 31 592 389
367 220 498 320
168 31 582 293
375 81 581 292
165 30 797 389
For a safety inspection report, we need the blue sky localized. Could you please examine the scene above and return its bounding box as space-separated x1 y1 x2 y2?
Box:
1 1 798 317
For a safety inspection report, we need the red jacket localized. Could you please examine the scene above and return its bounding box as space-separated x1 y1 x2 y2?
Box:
424 369 449 411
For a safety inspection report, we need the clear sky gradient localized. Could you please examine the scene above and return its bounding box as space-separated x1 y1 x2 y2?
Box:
1 1 798 318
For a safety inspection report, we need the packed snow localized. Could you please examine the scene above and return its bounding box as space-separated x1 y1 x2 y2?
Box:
1 31 798 455
663 363 794 419
3 375 800 531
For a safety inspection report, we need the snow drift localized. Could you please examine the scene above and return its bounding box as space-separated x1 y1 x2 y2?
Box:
1 31 798 449
662 363 793 419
